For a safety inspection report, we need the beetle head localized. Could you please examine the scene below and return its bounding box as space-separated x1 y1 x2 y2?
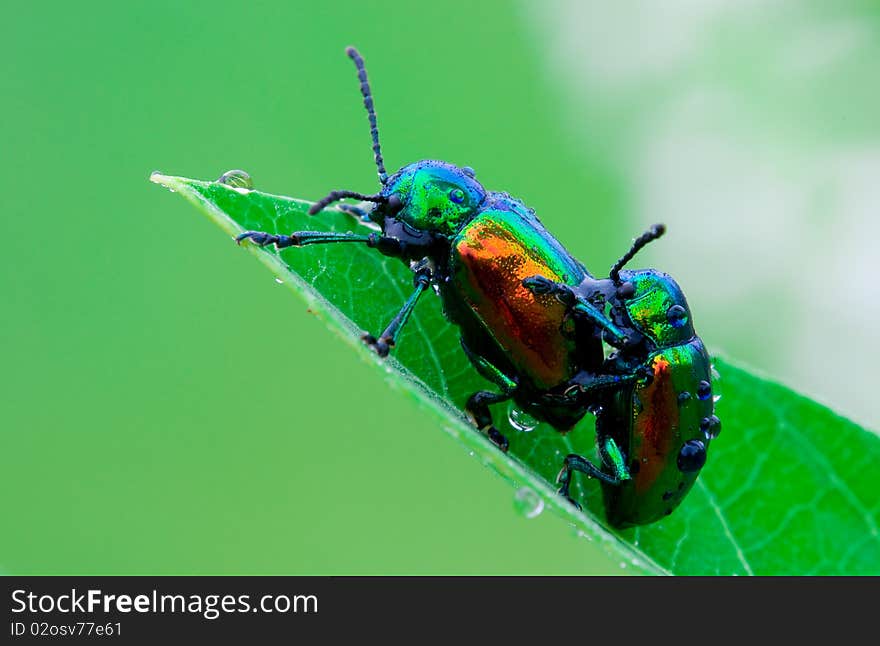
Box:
614 269 695 349
376 161 485 236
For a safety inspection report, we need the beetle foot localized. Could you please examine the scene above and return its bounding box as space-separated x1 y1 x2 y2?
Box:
361 333 392 357
237 231 301 249
236 231 277 247
557 490 582 511
487 426 509 453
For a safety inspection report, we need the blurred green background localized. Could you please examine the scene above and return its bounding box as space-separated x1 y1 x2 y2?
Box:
2 1 877 574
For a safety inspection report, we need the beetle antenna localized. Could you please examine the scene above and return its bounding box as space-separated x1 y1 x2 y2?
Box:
346 46 388 186
308 190 386 215
609 224 666 284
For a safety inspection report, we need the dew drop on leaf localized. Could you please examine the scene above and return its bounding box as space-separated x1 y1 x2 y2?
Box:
710 362 723 404
216 169 253 190
513 487 544 519
572 528 593 542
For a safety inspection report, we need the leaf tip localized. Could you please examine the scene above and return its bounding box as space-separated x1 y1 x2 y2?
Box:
150 171 185 195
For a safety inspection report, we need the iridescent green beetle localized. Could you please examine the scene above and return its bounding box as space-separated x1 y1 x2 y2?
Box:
525 227 719 527
236 47 716 527
237 47 628 452
597 272 717 527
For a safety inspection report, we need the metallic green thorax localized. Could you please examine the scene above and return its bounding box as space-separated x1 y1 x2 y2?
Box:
621 269 694 348
382 161 486 236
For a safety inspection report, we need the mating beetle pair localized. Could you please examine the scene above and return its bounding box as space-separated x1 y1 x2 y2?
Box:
237 48 719 527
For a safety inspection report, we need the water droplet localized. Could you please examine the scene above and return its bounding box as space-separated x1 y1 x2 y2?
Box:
677 439 707 473
508 404 538 432
700 415 722 439
619 561 628 569
513 487 544 519
696 380 712 401
577 529 594 542
710 364 723 405
217 169 253 189
274 277 283 284
666 304 688 328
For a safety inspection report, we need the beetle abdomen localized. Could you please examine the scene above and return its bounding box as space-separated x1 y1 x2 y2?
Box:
450 209 586 390
600 338 714 527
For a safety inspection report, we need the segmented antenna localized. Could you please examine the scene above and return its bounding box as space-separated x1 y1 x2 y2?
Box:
308 190 386 215
609 224 666 284
346 46 388 185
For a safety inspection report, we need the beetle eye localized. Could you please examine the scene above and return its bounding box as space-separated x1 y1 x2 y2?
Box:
386 194 403 214
449 188 465 204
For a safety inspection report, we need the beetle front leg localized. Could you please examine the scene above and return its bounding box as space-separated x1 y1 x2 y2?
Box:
237 228 427 357
523 275 630 347
362 265 432 357
236 230 403 256
569 368 650 399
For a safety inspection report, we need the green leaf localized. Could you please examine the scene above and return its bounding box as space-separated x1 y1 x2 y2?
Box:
151 172 880 575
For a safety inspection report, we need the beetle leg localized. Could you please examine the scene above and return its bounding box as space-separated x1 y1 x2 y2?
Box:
598 436 631 482
465 390 511 453
362 265 432 357
237 229 427 356
557 439 631 507
459 339 518 453
236 230 403 256
522 275 577 304
522 275 629 346
571 369 647 398
459 339 518 394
